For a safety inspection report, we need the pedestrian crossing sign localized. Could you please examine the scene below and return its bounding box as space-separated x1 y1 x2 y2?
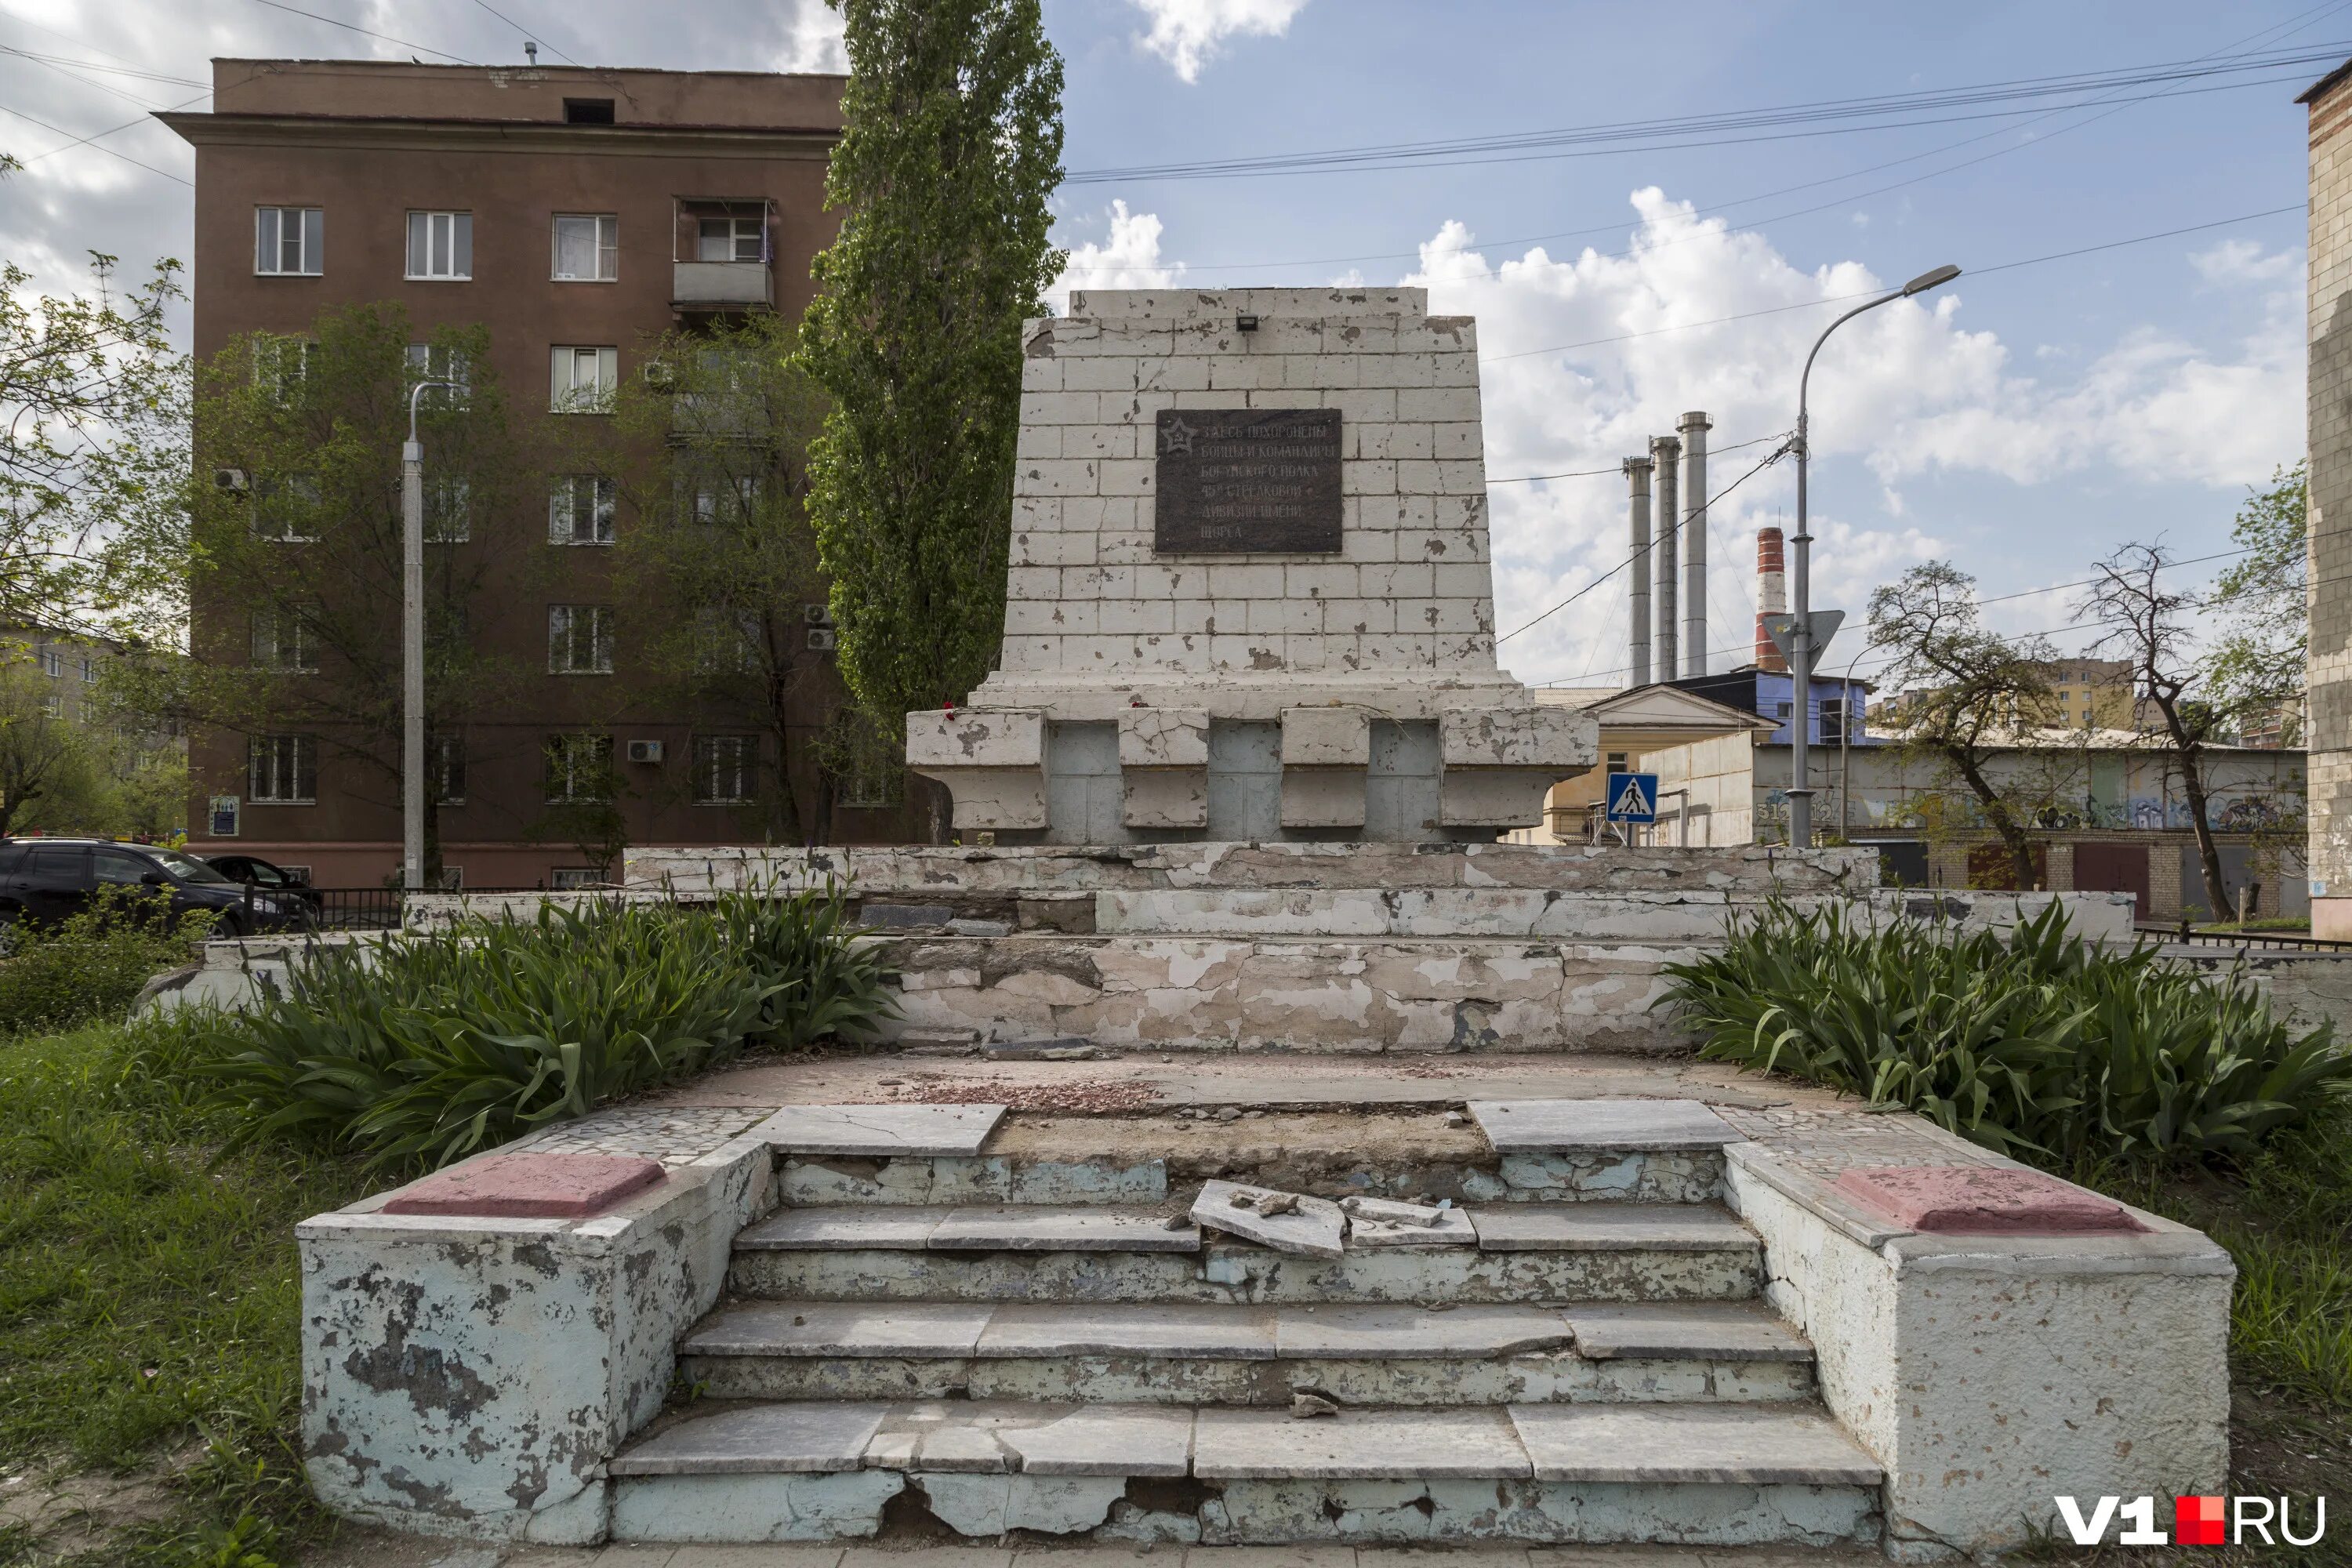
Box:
1606 771 1659 824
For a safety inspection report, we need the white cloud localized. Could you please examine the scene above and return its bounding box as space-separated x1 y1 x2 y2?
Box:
2190 238 2298 285
1050 199 1184 313
1128 0 1308 82
768 0 848 73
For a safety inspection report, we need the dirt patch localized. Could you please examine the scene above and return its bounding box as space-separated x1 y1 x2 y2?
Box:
0 1451 184 1559
877 1073 1162 1114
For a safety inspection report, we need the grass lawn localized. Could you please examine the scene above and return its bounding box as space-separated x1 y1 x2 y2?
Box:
0 1016 377 1567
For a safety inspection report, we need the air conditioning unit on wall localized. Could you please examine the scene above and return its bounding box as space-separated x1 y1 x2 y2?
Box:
626 739 664 764
807 628 838 652
804 603 833 627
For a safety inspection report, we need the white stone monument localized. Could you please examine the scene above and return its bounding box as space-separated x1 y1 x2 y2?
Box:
908 287 1595 843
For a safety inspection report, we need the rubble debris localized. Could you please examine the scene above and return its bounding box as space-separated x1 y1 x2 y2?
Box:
1191 1179 1345 1259
1290 1392 1340 1420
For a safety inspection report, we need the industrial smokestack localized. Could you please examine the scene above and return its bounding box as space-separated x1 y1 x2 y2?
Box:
1650 434 1681 682
1755 527 1788 673
1679 412 1710 678
1624 456 1653 687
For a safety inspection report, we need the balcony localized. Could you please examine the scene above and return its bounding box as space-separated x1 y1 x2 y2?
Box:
672 260 772 312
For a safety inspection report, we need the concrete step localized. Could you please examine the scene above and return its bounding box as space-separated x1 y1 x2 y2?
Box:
729 1202 1761 1305
677 1298 1815 1406
604 1398 1882 1546
1094 887 1774 940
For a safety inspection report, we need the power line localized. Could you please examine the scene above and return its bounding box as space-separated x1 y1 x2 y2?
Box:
0 101 192 184
245 0 477 65
1487 430 1791 485
466 0 580 66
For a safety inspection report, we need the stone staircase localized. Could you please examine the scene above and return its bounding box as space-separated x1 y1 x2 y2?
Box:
601 1100 1884 1548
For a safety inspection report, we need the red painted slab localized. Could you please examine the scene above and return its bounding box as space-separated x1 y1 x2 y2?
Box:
382 1152 666 1218
1831 1164 2149 1235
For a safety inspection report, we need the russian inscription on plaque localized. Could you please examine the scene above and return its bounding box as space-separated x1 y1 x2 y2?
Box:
1153 408 1342 554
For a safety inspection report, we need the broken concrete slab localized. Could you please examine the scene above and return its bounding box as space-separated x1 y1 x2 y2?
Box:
755 1105 1007 1157
1192 1179 1346 1259
1506 1403 1880 1485
1192 1406 1531 1479
682 1301 994 1359
929 1207 1201 1253
1272 1304 1573 1359
735 1206 952 1250
1000 1406 1196 1476
1468 1098 1738 1152
915 1472 1126 1536
1468 1203 1757 1254
379 1151 664 1218
1562 1302 1813 1363
1344 1200 1475 1249
976 1302 1276 1360
983 1036 1099 1061
1340 1196 1451 1227
608 1403 891 1475
861 903 956 929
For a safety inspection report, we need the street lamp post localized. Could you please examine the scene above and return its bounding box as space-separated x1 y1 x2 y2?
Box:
1788 262 1958 850
402 380 463 893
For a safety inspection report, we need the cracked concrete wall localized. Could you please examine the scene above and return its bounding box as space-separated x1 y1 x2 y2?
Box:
1726 1147 2231 1562
299 1131 771 1541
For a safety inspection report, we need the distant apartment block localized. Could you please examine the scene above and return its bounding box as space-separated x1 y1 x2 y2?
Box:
163 60 915 887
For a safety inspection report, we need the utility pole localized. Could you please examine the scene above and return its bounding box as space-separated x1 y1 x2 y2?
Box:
1788 263 1958 849
402 379 463 893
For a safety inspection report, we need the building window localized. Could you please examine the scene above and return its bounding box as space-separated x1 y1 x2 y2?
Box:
79 656 95 684
550 346 619 412
405 343 472 407
405 210 473 280
254 206 323 275
825 713 904 809
1819 702 1846 746
543 732 612 803
1774 701 1794 720
679 471 763 526
691 735 756 804
251 604 318 673
548 604 614 674
435 735 466 805
34 644 61 678
551 213 618 281
562 97 615 125
38 693 59 719
252 474 321 542
252 335 317 406
249 735 318 803
550 867 602 889
549 476 617 545
697 214 764 263
425 475 470 543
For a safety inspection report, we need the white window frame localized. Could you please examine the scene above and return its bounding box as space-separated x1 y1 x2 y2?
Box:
543 734 612 804
78 656 96 684
434 735 467 806
35 645 61 678
550 867 603 890
249 734 318 804
691 734 756 804
405 210 473 281
252 474 322 543
550 346 619 412
425 474 470 543
547 604 614 675
251 604 318 673
696 213 764 263
549 475 617 545
405 343 472 408
254 336 317 407
255 207 323 276
550 213 619 281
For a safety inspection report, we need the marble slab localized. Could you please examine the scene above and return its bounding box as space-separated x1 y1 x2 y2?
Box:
1192 1406 1531 1479
1003 1405 1197 1477
1345 1203 1476 1249
1468 1203 1756 1253
1469 1098 1738 1152
734 1206 951 1250
1507 1403 1880 1485
1273 1304 1573 1359
929 1206 1201 1252
754 1104 1007 1157
1191 1179 1346 1259
608 1403 891 1475
977 1302 1276 1359
682 1301 993 1359
1562 1302 1813 1363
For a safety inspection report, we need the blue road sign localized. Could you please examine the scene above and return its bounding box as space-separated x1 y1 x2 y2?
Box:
1606 771 1660 824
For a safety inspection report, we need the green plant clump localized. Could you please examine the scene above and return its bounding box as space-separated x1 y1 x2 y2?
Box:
198 885 895 1170
0 884 212 1036
1660 898 2352 1164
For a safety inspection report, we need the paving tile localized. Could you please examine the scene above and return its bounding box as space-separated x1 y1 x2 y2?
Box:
1004 1405 1196 1475
1178 1548 1359 1568
1832 1164 2147 1233
1468 1203 1755 1253
663 1551 845 1568
734 1206 952 1250
1506 1404 1880 1485
930 1206 1201 1252
1561 1302 1812 1363
1363 1551 1530 1568
683 1301 993 1358
754 1104 1007 1156
586 1551 677 1568
868 1400 1075 1474
383 1151 666 1218
608 1403 891 1475
840 1550 1011 1568
1469 1099 1737 1152
978 1302 1276 1359
1192 1406 1530 1479
1273 1304 1573 1359
1527 1552 1704 1568
1192 1179 1345 1258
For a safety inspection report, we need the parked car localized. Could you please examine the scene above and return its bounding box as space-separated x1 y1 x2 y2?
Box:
202 852 322 913
0 838 308 938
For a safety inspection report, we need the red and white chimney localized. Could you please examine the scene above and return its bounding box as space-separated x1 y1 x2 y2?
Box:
1755 528 1788 672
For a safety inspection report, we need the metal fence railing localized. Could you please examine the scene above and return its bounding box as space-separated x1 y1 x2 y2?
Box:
2136 921 2352 953
239 884 560 934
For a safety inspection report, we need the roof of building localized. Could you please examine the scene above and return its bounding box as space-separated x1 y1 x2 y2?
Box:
2298 55 2352 104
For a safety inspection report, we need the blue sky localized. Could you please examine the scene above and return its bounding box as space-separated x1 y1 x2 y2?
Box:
0 0 2329 689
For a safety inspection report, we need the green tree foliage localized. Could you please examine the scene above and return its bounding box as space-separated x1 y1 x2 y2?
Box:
797 0 1065 779
2205 460 2307 744
114 303 536 879
1867 561 2059 886
0 157 188 640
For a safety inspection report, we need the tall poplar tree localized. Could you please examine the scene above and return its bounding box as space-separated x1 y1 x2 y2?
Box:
797 0 1065 753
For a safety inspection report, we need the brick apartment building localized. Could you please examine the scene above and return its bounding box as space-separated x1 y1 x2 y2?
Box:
163 60 916 887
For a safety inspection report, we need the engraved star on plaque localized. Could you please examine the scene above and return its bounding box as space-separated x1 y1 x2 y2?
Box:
1159 416 1198 456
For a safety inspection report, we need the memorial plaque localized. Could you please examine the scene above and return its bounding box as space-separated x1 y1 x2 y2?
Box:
1154 408 1342 554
